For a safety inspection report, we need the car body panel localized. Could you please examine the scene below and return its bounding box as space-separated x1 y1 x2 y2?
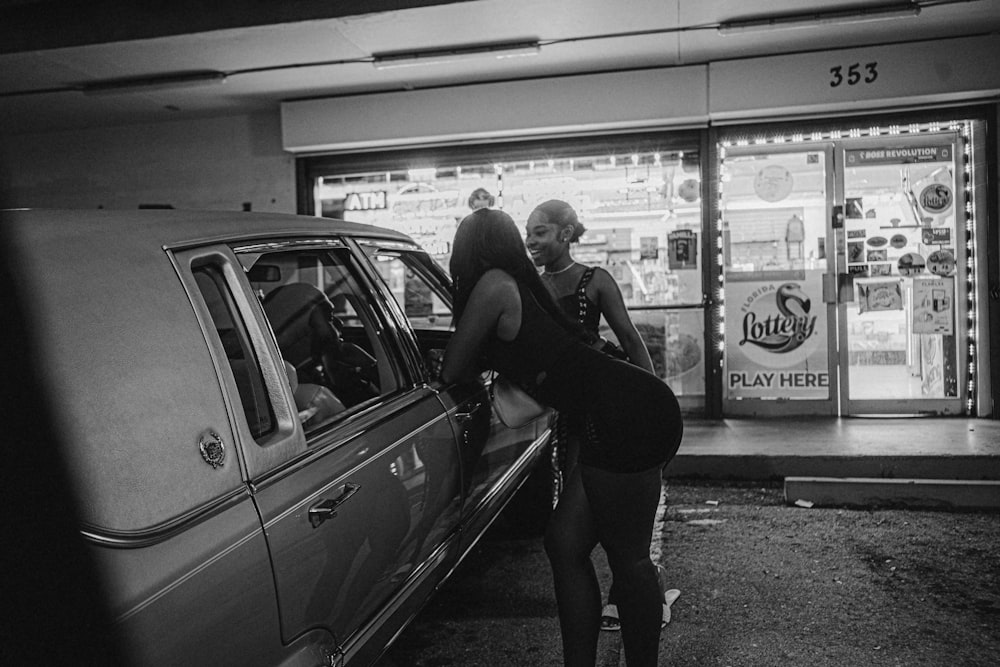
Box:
89 500 288 667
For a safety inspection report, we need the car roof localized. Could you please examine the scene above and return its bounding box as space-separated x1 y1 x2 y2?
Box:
0 208 414 249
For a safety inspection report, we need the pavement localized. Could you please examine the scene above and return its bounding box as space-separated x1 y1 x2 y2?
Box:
375 416 1000 667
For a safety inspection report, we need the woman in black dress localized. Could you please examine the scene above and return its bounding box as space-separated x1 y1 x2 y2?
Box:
527 199 679 633
442 208 683 667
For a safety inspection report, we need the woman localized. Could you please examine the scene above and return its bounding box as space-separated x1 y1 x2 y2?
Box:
442 208 683 667
526 199 679 633
526 198 653 372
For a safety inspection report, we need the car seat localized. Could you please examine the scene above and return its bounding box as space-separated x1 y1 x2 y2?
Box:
263 283 378 407
283 361 345 429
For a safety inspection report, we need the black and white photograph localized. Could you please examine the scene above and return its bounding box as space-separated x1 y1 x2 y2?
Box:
2 2 998 666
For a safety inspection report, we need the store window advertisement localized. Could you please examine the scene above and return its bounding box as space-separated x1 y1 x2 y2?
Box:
725 272 829 399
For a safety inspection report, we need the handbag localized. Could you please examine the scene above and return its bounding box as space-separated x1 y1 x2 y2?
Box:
489 374 546 428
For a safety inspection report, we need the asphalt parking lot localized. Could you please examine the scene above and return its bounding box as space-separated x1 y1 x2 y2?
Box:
375 480 999 667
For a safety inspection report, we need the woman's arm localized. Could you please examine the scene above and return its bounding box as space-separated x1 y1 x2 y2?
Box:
441 270 520 383
590 268 655 374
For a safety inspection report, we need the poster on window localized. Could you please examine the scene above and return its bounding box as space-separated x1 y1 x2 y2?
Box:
912 277 954 335
639 236 659 260
724 271 829 399
858 280 903 313
668 230 696 269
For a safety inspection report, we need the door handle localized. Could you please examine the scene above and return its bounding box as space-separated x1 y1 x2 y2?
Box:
454 401 482 423
308 482 361 528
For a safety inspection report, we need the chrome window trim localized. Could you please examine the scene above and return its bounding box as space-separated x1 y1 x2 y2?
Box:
79 486 253 549
356 239 422 253
231 238 347 254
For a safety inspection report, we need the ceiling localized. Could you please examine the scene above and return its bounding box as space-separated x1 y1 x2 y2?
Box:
1 0 998 136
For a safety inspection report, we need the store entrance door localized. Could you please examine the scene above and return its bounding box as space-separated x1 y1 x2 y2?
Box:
834 134 965 415
720 132 968 417
720 144 838 416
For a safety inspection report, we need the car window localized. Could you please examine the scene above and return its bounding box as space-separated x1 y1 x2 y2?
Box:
194 265 276 439
240 245 400 435
362 245 454 381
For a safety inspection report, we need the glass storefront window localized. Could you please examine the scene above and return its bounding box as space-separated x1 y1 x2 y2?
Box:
720 148 832 404
314 152 702 307
309 141 705 407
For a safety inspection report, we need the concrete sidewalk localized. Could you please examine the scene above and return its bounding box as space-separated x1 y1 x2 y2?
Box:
666 417 1000 480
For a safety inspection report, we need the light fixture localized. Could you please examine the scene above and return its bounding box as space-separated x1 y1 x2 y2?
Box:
718 2 921 35
81 70 227 96
372 40 540 70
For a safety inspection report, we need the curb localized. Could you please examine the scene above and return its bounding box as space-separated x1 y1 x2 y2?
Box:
665 454 1000 482
784 476 1000 510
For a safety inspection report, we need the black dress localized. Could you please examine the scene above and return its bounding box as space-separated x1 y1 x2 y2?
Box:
487 284 682 473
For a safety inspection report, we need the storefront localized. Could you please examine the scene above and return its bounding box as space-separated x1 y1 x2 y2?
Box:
301 80 995 424
296 106 992 419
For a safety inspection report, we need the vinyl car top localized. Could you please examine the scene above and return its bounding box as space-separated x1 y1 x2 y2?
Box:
3 209 418 536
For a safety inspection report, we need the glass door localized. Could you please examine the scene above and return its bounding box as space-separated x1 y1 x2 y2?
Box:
720 144 837 416
836 134 965 415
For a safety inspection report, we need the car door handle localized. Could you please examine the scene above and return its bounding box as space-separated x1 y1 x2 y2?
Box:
454 401 482 423
308 483 361 528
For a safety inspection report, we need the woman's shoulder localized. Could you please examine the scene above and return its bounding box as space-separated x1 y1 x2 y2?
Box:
473 268 521 299
584 265 618 291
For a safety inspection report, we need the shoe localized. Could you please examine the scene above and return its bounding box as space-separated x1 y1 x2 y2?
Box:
600 604 620 632
661 589 681 627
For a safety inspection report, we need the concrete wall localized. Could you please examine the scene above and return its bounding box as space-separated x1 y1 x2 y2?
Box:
0 111 295 213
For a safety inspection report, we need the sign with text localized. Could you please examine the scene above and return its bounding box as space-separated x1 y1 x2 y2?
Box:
725 271 829 399
344 190 387 211
845 146 951 166
913 277 954 335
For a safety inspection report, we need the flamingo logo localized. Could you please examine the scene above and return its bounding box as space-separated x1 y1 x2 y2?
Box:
738 283 817 354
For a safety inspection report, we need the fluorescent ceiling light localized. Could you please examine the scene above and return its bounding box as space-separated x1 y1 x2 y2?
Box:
81 70 227 96
372 41 540 70
718 3 921 35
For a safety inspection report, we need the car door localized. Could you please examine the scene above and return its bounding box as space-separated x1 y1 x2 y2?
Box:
176 239 465 665
356 240 552 553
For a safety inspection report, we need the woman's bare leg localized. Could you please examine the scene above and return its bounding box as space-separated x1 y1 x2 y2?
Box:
544 463 601 666
581 464 664 667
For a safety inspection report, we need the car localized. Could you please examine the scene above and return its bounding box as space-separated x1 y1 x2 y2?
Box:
2 209 553 667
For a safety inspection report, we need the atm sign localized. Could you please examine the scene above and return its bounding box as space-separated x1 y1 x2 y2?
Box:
345 191 387 211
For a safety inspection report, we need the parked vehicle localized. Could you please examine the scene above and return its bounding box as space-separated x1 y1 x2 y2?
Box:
4 209 552 666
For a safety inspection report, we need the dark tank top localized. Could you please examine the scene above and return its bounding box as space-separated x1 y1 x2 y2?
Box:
555 266 601 339
485 284 580 392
